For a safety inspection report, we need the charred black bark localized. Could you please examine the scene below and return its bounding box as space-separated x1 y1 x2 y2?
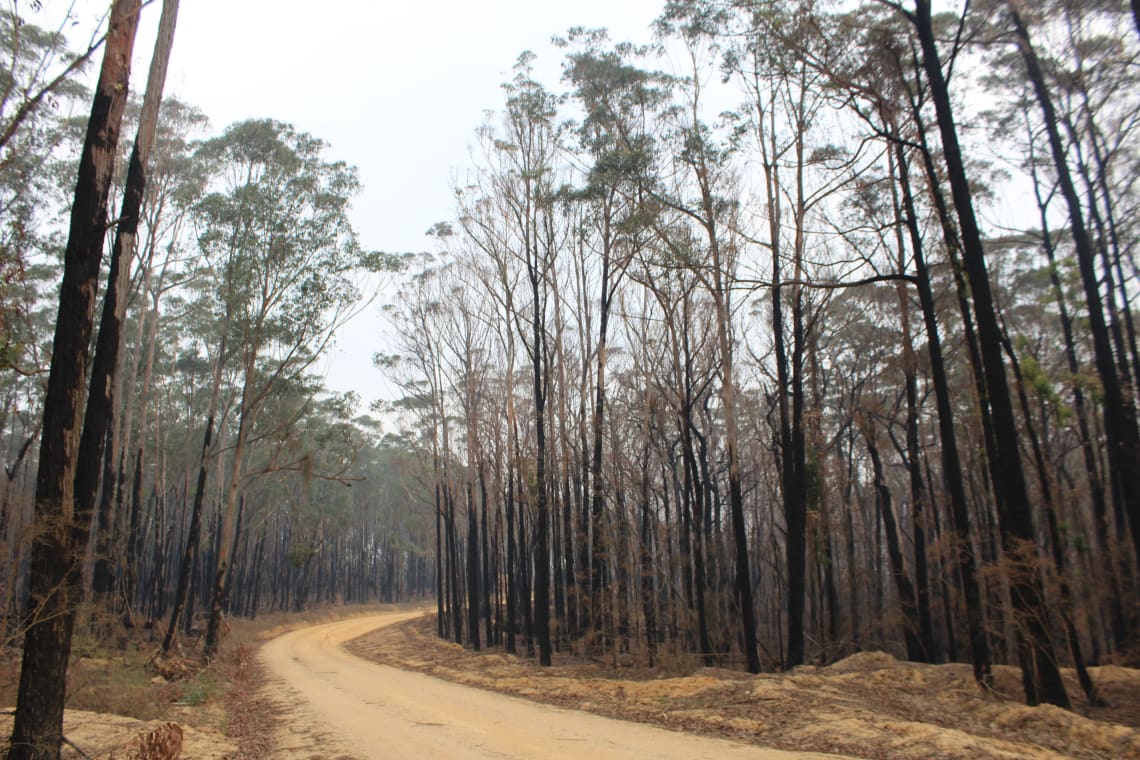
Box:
912 0 1068 708
9 3 142 757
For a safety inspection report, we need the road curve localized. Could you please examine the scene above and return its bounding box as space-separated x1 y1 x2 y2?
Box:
259 610 847 759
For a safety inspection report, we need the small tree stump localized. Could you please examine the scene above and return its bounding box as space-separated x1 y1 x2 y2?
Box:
109 721 183 760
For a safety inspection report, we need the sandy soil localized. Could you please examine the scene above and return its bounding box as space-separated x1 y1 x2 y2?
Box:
347 614 1140 760
0 708 236 759
258 609 848 759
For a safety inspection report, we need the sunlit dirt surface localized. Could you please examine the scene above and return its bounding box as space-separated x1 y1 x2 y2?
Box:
259 609 848 759
346 614 1140 760
0 709 236 759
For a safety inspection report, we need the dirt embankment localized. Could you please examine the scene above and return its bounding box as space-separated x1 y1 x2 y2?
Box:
347 614 1140 760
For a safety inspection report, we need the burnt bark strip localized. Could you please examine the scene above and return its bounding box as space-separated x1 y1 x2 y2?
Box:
9 3 143 758
77 0 180 615
163 409 214 653
466 483 480 650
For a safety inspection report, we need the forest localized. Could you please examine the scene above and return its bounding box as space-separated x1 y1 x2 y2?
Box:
1 0 1139 757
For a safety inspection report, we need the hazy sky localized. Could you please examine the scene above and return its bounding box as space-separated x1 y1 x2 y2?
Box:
36 0 666 410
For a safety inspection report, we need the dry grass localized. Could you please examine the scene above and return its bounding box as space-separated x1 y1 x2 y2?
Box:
0 614 188 722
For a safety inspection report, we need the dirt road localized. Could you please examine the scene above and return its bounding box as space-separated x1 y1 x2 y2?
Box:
259 610 848 759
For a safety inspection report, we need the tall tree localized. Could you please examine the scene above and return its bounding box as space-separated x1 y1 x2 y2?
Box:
560 28 659 643
8 2 143 757
1004 0 1140 572
654 20 762 672
904 0 1069 708
74 0 179 620
197 119 367 657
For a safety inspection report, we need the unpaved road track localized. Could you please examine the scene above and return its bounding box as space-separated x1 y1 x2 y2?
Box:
260 610 848 759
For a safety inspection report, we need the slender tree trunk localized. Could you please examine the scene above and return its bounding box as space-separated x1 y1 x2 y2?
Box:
913 0 1069 708
480 464 492 646
1026 146 1127 652
1000 323 1100 704
888 146 935 662
760 98 805 669
1007 0 1140 572
518 471 533 656
532 271 552 666
163 333 224 654
895 137 992 685
681 415 712 664
863 420 924 661
587 209 617 644
203 359 256 658
508 458 517 656
446 484 462 644
638 411 657 666
435 478 444 638
466 483 480 650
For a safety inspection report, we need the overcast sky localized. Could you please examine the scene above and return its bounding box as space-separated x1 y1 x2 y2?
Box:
36 0 666 411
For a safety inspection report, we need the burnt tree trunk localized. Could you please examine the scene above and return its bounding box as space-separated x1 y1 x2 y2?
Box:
76 0 179 620
894 137 992 685
913 0 1069 708
862 420 924 661
1007 0 1140 572
8 3 142 757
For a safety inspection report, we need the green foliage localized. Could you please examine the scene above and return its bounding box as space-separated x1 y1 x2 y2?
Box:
193 119 365 356
0 10 89 380
1018 350 1064 410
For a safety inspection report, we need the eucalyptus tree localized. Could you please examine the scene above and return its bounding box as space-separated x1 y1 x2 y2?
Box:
810 2 1002 681
104 96 208 608
418 253 496 650
704 0 866 669
0 9 88 378
559 26 662 645
0 10 91 638
415 59 571 664
193 118 369 657
634 247 720 662
0 4 107 155
8 1 143 756
805 4 967 666
483 58 564 665
340 428 435 605
384 256 458 640
455 166 528 652
0 7 92 505
993 88 1130 659
649 17 763 673
239 383 361 613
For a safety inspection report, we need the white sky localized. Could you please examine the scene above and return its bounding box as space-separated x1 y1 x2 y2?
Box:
34 0 666 412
